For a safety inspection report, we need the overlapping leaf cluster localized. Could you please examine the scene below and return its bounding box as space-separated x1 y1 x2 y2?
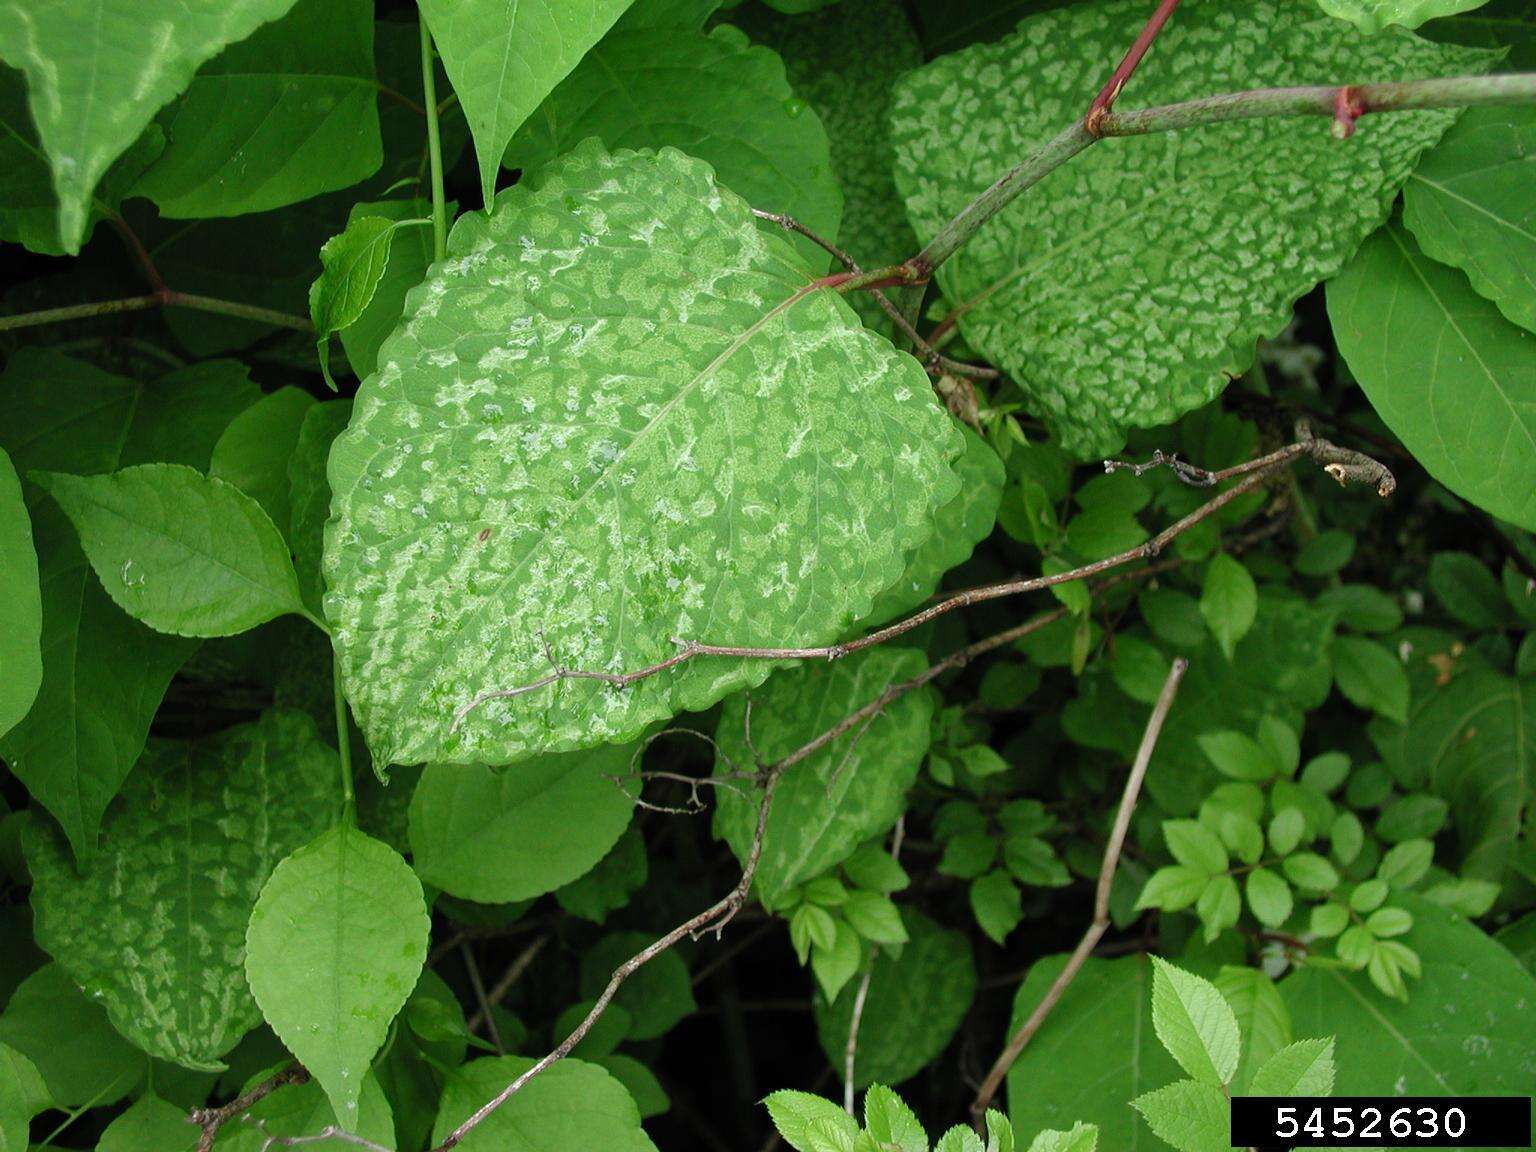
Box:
1 1 1534 1151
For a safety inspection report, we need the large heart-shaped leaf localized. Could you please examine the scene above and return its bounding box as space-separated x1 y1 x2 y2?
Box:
26 711 337 1071
0 0 300 252
324 141 961 767
890 0 1489 456
1328 221 1536 531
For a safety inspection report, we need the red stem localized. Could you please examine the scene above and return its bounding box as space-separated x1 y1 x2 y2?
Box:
1085 0 1183 136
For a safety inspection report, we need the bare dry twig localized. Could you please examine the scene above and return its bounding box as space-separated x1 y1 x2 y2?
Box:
189 1065 309 1152
968 656 1190 1125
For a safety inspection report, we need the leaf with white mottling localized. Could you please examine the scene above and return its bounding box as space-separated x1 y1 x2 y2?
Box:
324 141 961 766
505 7 843 270
26 711 336 1071
890 0 1489 455
712 648 936 909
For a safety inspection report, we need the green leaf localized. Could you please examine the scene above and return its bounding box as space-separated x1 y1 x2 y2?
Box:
1246 869 1295 929
337 199 441 380
556 826 648 923
766 1089 860 1152
0 67 163 254
0 0 301 252
728 0 921 329
1130 1079 1230 1152
868 426 1005 624
1295 530 1355 577
814 912 975 1089
1283 852 1340 892
409 743 636 903
1150 957 1241 1086
970 870 1023 944
0 964 144 1108
810 920 863 1002
0 352 255 860
1315 584 1404 634
26 711 335 1071
1376 794 1451 842
1400 669 1533 884
1006 955 1181 1148
1378 839 1435 887
0 1042 48 1152
1197 730 1278 782
1248 1037 1336 1096
1332 636 1410 725
1024 1124 1096 1152
579 931 696 1040
1495 911 1536 973
1329 220 1536 530
310 214 426 388
418 0 636 210
843 892 908 946
96 1094 198 1152
245 823 429 1129
1163 820 1228 876
890 0 1485 454
216 1071 396 1152
0 449 40 739
842 841 911 895
1406 104 1536 334
1284 895 1536 1102
1427 552 1513 627
209 387 317 532
864 1084 928 1152
1214 966 1291 1094
131 0 381 218
505 16 843 272
1200 555 1257 661
596 1053 669 1120
326 142 961 767
935 1127 986 1152
37 465 308 638
1196 875 1241 941
713 649 936 909
1136 866 1207 913
1318 0 1493 33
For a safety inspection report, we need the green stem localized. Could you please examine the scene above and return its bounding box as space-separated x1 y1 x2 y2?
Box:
913 70 1536 276
420 12 449 262
333 651 356 822
0 289 312 333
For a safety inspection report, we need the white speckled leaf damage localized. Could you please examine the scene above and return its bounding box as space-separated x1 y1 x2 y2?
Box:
25 710 337 1071
325 141 961 767
890 0 1491 456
